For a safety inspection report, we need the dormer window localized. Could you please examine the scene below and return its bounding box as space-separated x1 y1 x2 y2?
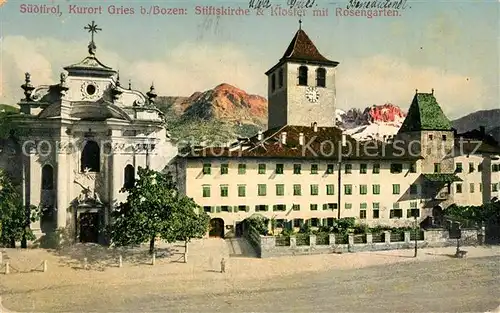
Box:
298 66 308 86
316 68 326 87
271 73 276 92
278 69 284 88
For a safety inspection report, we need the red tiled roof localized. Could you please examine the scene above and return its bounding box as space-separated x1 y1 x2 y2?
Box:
183 125 423 161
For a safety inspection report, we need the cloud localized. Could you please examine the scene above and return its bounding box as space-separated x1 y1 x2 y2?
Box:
336 55 486 119
0 35 489 119
0 35 264 104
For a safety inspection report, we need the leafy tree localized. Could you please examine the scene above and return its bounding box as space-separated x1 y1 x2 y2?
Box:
445 199 500 226
108 167 209 256
0 169 40 247
109 167 178 254
169 198 210 263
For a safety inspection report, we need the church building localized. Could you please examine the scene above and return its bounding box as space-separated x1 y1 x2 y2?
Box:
177 24 500 238
1 22 177 243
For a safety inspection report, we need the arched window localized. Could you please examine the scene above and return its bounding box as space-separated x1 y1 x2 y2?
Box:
124 164 135 188
41 164 54 190
271 73 276 92
316 68 326 87
81 140 100 172
278 69 284 88
298 66 308 86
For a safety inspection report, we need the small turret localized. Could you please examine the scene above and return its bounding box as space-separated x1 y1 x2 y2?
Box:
21 72 35 101
146 83 157 105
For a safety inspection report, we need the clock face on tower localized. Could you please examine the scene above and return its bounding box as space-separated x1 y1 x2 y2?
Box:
305 86 319 103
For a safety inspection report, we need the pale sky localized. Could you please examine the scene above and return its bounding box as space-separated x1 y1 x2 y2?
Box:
0 0 498 119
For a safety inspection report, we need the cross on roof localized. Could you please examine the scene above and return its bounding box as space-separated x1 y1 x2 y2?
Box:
84 21 101 44
299 18 302 30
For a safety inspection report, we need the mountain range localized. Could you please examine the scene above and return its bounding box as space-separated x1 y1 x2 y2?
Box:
157 83 499 145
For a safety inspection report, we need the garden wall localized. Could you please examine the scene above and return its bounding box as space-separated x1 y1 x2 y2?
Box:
251 228 480 258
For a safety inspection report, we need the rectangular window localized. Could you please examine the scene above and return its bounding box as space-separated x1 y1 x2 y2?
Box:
493 183 498 192
479 183 483 192
310 204 318 211
372 202 380 209
344 184 352 195
373 164 380 174
390 163 403 173
293 164 301 174
238 164 246 174
202 163 211 175
220 163 229 175
275 164 284 174
310 184 319 196
345 203 352 209
291 204 300 211
409 162 416 173
326 184 335 195
373 210 379 219
434 163 441 173
409 184 418 195
408 208 420 218
238 185 246 197
360 210 367 219
310 164 318 174
276 184 285 196
293 219 303 228
326 164 334 174
220 185 228 197
360 164 367 174
392 184 400 195
359 184 367 195
345 164 352 174
221 206 230 212
468 162 474 173
274 204 286 211
455 163 463 173
442 135 447 141
310 218 319 227
258 184 267 196
478 164 483 172
238 205 247 212
203 206 211 213
327 203 337 210
456 183 462 193
255 205 268 212
293 184 302 196
202 186 211 197
360 202 367 209
372 184 380 195
258 164 266 174
429 134 433 140
470 183 475 193
390 208 403 219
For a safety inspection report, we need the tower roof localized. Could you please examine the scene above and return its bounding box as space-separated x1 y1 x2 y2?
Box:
398 92 452 132
281 29 338 65
265 27 338 75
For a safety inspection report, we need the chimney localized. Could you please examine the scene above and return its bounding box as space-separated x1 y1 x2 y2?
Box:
257 130 263 141
281 132 287 145
299 132 304 145
342 133 347 146
313 122 318 132
479 126 485 135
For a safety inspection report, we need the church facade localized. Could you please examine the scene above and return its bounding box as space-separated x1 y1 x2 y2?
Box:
177 26 500 237
1 22 177 243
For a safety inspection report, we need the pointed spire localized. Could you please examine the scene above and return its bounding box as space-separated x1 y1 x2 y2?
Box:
116 71 121 87
299 18 302 30
415 89 418 94
128 79 132 90
431 88 434 95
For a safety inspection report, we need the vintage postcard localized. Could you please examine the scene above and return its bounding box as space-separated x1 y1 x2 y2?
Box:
0 0 499 312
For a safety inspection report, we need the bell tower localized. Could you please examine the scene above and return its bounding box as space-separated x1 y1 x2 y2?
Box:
265 21 339 129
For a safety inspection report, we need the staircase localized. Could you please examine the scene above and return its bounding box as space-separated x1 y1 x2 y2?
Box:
225 237 257 258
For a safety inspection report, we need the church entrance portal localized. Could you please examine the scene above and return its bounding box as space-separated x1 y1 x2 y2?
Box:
209 218 224 238
432 205 444 227
79 212 99 243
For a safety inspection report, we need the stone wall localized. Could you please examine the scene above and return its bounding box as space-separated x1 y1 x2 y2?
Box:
249 228 480 258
